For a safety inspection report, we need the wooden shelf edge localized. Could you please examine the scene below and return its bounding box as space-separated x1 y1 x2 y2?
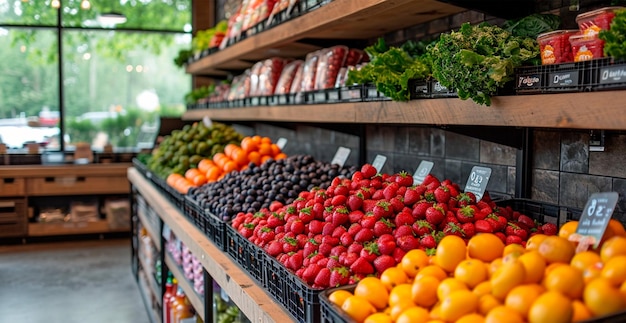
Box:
183 91 626 130
164 253 205 322
0 163 131 178
27 220 129 237
137 270 161 323
138 254 162 305
129 168 292 323
137 207 162 252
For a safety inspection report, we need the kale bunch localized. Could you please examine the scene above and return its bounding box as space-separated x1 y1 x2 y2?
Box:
600 8 626 59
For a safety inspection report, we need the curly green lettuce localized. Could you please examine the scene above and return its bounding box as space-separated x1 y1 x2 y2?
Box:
599 8 626 59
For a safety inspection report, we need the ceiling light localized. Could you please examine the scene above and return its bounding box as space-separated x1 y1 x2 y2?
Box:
97 12 127 25
80 0 90 10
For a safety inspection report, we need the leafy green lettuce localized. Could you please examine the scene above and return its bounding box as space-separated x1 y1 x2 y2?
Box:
599 9 626 59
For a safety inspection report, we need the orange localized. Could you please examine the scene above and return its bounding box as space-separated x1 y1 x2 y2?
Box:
537 236 576 264
415 265 448 281
247 151 261 165
436 277 467 301
456 313 485 323
166 173 184 186
570 251 602 272
454 259 488 288
478 294 501 316
571 300 593 322
584 278 626 316
544 262 567 277
503 243 525 257
544 265 584 299
222 160 238 173
341 295 376 323
240 137 258 153
191 174 207 186
388 300 415 321
396 306 430 323
388 284 414 308
270 143 281 156
526 234 548 251
260 136 272 144
411 275 439 307
439 289 479 322
400 249 430 277
197 158 214 174
328 290 352 307
488 258 503 278
609 219 626 237
223 143 239 158
472 281 492 298
434 235 467 272
258 143 272 156
490 259 526 300
468 233 504 262
429 302 442 320
205 166 221 181
559 221 579 239
364 312 392 323
600 236 626 263
274 152 287 160
528 291 573 323
583 264 603 284
232 148 248 166
380 266 408 291
355 277 389 310
518 250 546 284
505 284 545 319
484 305 524 323
601 255 626 286
184 168 201 180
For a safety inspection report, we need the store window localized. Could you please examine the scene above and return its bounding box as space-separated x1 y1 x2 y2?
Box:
0 0 192 152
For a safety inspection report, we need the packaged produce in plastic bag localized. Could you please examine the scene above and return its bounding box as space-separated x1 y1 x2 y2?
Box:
344 48 365 67
302 50 323 92
275 60 303 94
266 0 298 27
248 61 265 97
255 57 287 96
289 61 305 94
315 45 348 90
577 6 623 36
537 30 578 65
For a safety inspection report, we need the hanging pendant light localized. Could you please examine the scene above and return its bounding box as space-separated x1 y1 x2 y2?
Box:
80 0 91 10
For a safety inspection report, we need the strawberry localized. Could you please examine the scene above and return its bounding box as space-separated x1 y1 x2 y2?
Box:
395 171 414 187
371 189 384 200
461 222 475 238
396 235 420 251
434 186 451 203
331 195 347 207
298 207 314 223
290 219 305 234
383 182 400 200
360 214 377 229
517 215 535 229
443 222 465 237
329 267 350 287
282 237 298 253
287 252 304 271
392 247 407 263
346 193 364 211
443 183 460 199
267 212 285 228
421 174 438 186
361 164 377 179
505 235 523 245
487 214 507 232
457 192 476 207
474 219 494 233
495 232 506 243
404 188 421 206
389 196 405 213
474 208 490 221
362 199 378 213
370 177 383 189
340 232 354 247
350 257 374 275
360 242 380 262
541 223 557 236
505 222 528 241
326 256 341 269
302 263 322 284
322 235 340 247
303 240 319 258
374 218 395 237
424 190 436 203
308 220 324 234
394 210 414 227
347 223 362 237
373 254 396 273
351 171 364 182
412 220 433 236
456 205 479 223
420 234 437 249
373 201 393 218
329 245 346 257
376 234 397 255
334 185 350 197
319 243 333 256
412 201 432 220
322 222 336 236
354 228 375 243
393 224 415 239
314 267 331 287
331 206 349 226
425 205 445 225
265 240 283 257
316 256 329 268
340 252 359 267
347 243 363 254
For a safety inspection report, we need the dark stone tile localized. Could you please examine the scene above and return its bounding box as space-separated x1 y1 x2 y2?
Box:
589 134 626 179
484 164 508 195
407 127 430 156
429 157 446 181
393 127 409 154
296 125 330 144
392 153 421 174
444 159 463 185
507 166 516 196
366 126 396 152
445 131 479 161
531 169 560 204
428 16 452 35
366 150 394 175
612 178 626 219
560 132 589 173
332 131 359 147
533 130 560 170
479 141 517 166
559 173 612 209
231 124 255 137
405 24 427 40
430 128 445 157
450 11 473 29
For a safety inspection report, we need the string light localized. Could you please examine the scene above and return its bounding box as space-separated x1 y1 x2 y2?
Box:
80 0 90 10
51 0 60 9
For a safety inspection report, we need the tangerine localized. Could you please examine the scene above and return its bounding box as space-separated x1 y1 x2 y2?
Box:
380 266 408 291
505 284 544 318
528 291 573 323
439 289 479 322
342 295 376 323
411 275 439 307
434 235 467 272
544 265 584 299
518 250 546 284
355 277 389 310
584 278 626 316
538 236 576 264
396 306 430 323
468 233 504 262
400 249 430 277
454 259 488 288
600 236 626 263
484 305 524 323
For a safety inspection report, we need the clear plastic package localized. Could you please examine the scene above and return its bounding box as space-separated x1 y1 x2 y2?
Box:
301 50 322 92
275 60 303 94
344 48 365 67
576 6 623 36
537 30 578 65
289 62 305 94
569 33 605 62
315 45 348 90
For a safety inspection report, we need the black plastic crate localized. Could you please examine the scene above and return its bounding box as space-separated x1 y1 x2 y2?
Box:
263 253 322 323
588 58 626 91
339 85 364 102
409 79 430 99
325 88 342 103
249 95 269 106
304 90 328 104
514 61 595 94
225 223 264 285
184 196 226 250
132 158 152 180
362 84 391 101
267 3 303 28
319 285 355 323
429 79 458 98
300 0 332 12
183 195 207 233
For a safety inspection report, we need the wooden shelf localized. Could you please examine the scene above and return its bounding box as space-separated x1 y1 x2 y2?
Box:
129 168 292 323
164 253 205 322
28 220 128 237
0 163 131 178
183 91 626 130
185 0 463 76
138 269 161 323
139 253 162 305
137 206 162 251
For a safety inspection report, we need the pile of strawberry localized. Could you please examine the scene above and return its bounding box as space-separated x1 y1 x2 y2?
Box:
230 164 557 289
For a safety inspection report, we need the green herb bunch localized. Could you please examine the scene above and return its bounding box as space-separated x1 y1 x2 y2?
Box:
599 8 626 59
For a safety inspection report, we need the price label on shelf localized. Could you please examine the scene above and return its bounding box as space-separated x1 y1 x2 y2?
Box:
276 137 288 150
413 160 434 184
371 155 387 173
162 223 172 240
575 192 619 249
463 166 492 201
202 116 213 128
331 147 351 167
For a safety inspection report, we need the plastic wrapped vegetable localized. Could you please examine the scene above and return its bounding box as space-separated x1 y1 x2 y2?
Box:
315 45 348 90
288 61 305 94
301 50 323 92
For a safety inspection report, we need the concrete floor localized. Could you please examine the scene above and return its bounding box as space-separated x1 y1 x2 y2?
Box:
0 239 151 323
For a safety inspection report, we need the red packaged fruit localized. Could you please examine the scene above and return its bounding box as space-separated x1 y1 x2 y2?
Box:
537 30 578 65
576 6 623 36
315 45 348 90
569 33 605 62
275 60 303 95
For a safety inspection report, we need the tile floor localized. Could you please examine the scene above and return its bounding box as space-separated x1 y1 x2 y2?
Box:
0 239 151 323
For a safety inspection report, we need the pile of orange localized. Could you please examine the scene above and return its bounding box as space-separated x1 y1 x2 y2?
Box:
329 219 626 323
167 135 286 194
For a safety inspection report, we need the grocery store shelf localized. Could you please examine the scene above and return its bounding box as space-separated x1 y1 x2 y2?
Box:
185 0 463 75
0 163 131 178
164 253 204 322
137 206 162 251
183 91 626 130
128 168 292 323
28 220 129 237
138 254 161 305
138 269 161 323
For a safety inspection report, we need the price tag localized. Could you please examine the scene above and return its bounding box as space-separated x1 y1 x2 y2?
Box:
575 192 619 249
202 116 213 128
331 147 351 167
371 155 387 173
162 223 172 240
276 137 288 150
463 166 492 201
413 160 434 184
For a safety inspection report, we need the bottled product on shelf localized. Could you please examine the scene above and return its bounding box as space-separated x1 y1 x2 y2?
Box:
163 275 178 323
213 281 251 323
171 286 194 323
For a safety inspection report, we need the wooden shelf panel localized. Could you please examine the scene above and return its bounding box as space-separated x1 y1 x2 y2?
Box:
129 168 292 323
164 253 205 322
183 91 626 130
138 253 162 305
28 220 128 237
137 206 162 252
185 0 463 75
137 269 161 323
0 163 131 178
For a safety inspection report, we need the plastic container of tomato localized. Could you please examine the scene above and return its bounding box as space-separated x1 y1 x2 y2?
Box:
569 34 605 62
537 30 578 65
576 6 623 36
